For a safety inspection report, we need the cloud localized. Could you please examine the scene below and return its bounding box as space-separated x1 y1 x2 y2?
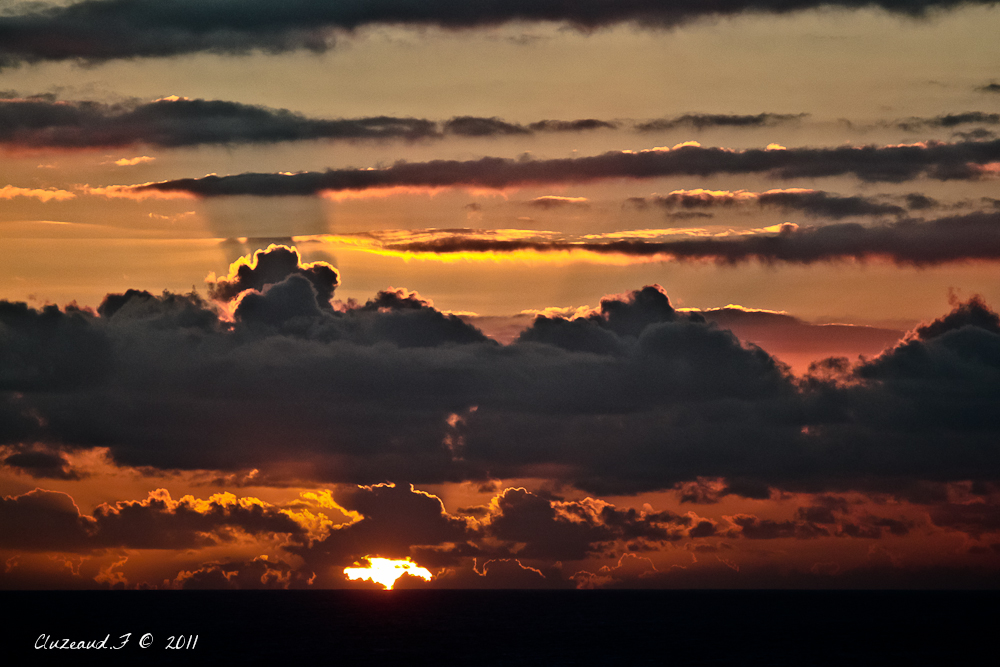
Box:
636 113 807 132
0 96 440 148
133 139 1000 198
647 188 907 219
0 488 304 552
527 196 590 209
0 1 984 66
444 116 531 137
2 445 85 480
0 185 74 202
3 251 1000 496
979 83 1000 94
363 211 1000 267
207 244 340 308
896 112 1000 131
527 119 618 132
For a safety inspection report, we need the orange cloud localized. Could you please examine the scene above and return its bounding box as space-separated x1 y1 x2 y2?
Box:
0 185 75 202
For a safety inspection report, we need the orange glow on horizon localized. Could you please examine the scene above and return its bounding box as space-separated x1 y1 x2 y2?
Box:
343 557 433 590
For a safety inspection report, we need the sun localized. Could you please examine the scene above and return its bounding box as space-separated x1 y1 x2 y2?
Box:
343 557 433 590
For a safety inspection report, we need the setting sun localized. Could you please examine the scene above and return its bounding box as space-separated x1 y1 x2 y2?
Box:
343 558 433 590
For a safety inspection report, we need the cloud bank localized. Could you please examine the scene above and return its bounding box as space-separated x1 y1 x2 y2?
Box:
2 245 1000 497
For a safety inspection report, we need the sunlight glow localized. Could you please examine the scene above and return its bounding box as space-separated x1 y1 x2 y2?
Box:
343 557 433 590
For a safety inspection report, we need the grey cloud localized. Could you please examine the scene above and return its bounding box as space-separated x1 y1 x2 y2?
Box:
0 488 304 552
636 113 807 132
0 1 989 66
139 139 1000 197
0 97 439 148
2 248 1000 496
207 244 340 308
444 116 531 137
383 211 1000 267
896 112 1000 131
528 119 618 132
650 189 907 219
0 96 629 148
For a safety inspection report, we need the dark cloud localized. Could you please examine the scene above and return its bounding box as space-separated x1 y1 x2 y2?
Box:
0 1 988 66
896 112 1000 132
526 196 590 209
379 211 1000 267
290 483 473 581
138 139 1000 197
528 119 618 132
207 244 340 308
171 556 301 589
3 250 1000 496
636 113 807 132
2 446 84 480
0 96 440 148
443 116 530 137
649 188 907 219
979 83 1000 94
0 488 303 552
905 193 938 210
0 96 627 148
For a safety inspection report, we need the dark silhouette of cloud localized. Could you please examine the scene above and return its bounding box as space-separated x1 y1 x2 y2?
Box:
0 0 987 66
0 488 304 552
2 249 1000 496
0 96 440 148
207 244 340 308
896 112 1000 131
0 95 632 148
444 116 530 137
136 139 1000 197
636 113 807 132
979 83 1000 94
527 119 618 132
377 211 1000 267
645 188 907 219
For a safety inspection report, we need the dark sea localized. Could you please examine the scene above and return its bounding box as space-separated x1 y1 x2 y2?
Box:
7 590 990 665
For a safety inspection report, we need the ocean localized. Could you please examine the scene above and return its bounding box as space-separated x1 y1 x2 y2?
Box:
8 590 989 665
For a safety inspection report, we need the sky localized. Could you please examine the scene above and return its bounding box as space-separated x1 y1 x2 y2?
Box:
1 0 1000 591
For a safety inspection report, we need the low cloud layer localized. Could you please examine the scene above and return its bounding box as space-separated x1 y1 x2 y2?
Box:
0 1 991 66
2 245 999 497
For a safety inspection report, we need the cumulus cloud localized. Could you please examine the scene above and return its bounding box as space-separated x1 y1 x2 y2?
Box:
0 488 304 552
133 139 1000 198
207 244 340 308
0 1 984 66
2 247 1000 496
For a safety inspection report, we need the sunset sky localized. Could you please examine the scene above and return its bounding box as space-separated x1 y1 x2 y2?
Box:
2 0 1000 590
